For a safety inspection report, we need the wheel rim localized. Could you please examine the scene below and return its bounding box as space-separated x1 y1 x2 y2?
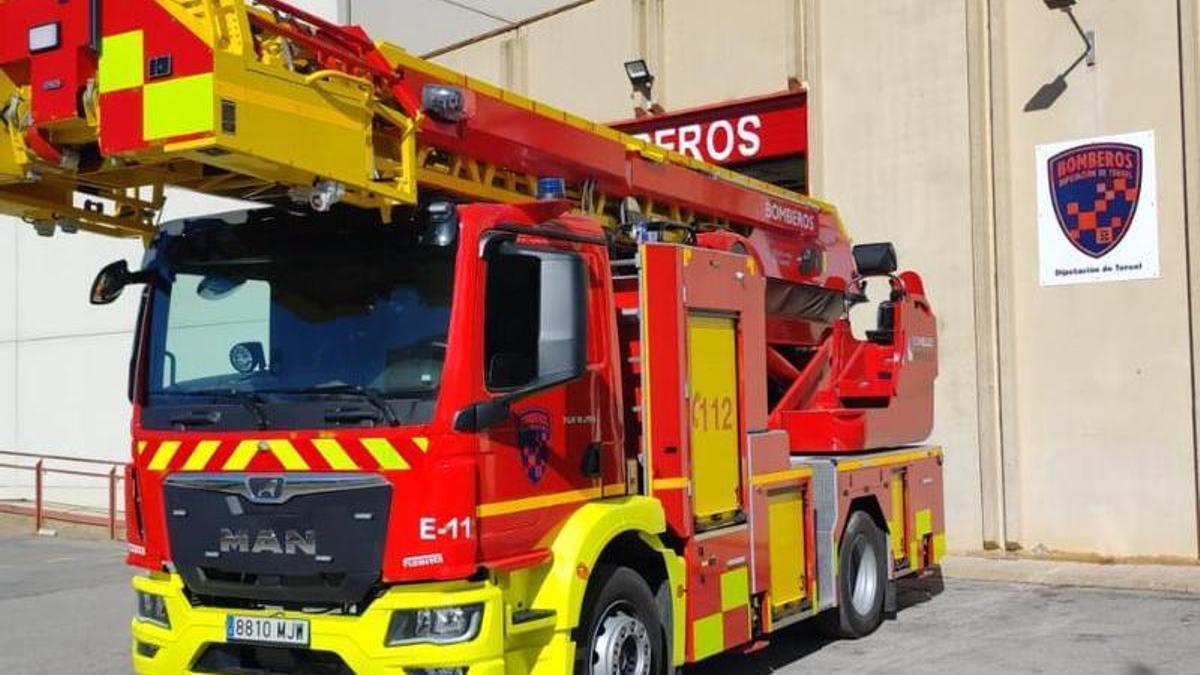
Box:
849 535 879 616
590 601 653 675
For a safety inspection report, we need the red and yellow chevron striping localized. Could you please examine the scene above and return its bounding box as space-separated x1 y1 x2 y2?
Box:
134 436 429 473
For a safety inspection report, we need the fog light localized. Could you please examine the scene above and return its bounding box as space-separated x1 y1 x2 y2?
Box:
386 604 482 646
136 590 170 628
135 641 160 658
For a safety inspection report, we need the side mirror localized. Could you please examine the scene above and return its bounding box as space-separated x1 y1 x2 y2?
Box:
852 242 898 277
90 260 132 305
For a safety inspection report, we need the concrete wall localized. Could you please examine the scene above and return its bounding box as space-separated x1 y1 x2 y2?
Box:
809 0 983 551
431 0 984 552
433 0 803 121
434 0 639 121
660 0 795 109
989 0 1198 558
0 191 251 507
432 0 1200 559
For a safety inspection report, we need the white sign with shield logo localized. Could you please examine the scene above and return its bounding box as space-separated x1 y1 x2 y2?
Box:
1036 130 1159 286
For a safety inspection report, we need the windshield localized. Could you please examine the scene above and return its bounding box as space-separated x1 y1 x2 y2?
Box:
141 212 457 429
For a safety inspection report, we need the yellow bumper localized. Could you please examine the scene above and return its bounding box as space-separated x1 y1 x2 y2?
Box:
130 573 567 674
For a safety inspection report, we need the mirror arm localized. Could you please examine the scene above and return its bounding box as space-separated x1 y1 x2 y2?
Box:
128 269 156 286
453 369 585 433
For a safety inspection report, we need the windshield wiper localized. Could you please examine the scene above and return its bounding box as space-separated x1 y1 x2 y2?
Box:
186 389 271 429
299 384 401 427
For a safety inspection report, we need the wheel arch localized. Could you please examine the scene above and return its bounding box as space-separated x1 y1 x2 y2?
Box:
536 496 686 666
847 494 888 541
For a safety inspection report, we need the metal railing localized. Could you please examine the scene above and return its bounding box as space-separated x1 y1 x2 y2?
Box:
0 450 126 539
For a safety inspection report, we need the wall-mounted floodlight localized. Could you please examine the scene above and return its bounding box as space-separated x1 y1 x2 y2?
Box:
624 59 654 89
624 59 657 110
1045 0 1094 67
1026 0 1095 111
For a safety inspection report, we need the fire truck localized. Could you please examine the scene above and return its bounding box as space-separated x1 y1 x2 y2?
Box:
0 1 944 673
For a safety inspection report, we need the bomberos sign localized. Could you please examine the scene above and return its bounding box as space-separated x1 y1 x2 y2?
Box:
1035 130 1159 286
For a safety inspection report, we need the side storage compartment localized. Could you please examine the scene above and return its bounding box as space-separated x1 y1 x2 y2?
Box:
746 430 818 631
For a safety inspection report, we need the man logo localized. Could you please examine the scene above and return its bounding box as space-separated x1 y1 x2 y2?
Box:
246 476 284 501
219 528 317 556
1048 142 1143 258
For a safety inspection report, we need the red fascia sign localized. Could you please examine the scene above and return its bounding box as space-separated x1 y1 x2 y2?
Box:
611 90 807 166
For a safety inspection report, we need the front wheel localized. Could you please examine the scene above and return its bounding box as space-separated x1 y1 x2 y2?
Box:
818 510 888 639
573 566 667 675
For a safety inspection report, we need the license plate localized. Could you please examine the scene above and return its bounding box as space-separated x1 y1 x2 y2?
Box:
226 615 310 647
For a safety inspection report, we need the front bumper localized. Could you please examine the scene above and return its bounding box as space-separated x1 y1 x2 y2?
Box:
130 572 565 674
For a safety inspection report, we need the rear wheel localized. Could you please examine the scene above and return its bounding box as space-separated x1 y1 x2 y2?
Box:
819 510 888 638
574 566 667 675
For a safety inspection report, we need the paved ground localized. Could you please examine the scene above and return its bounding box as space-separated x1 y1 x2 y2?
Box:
1 526 1198 674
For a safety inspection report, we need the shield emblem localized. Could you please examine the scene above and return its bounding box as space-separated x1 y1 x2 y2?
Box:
1048 142 1143 258
516 409 551 484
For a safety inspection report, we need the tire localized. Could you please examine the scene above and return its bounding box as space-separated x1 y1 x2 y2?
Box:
818 510 888 639
573 566 667 675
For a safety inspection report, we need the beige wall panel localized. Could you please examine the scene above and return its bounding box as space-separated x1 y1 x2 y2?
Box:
12 190 241 343
0 342 16 501
287 0 338 21
661 0 792 109
435 36 509 92
814 0 982 550
525 0 637 121
1 222 14 343
351 0 504 56
0 341 14 449
996 1 1196 557
16 334 133 464
14 224 143 342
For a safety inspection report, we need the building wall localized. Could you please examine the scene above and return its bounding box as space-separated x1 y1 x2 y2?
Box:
431 0 1200 558
809 0 983 551
434 0 640 121
431 0 984 553
0 191 254 507
659 0 795 110
990 0 1198 558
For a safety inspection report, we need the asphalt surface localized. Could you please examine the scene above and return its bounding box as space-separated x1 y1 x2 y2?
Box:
1 529 1198 674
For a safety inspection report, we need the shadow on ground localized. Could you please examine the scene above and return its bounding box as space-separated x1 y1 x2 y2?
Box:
686 571 945 674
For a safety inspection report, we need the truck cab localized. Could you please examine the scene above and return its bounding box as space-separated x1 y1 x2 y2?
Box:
113 200 645 674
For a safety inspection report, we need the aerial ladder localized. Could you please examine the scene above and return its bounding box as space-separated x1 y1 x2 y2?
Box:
0 0 933 451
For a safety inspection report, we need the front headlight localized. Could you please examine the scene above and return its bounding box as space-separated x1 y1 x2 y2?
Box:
136 591 170 628
386 604 483 646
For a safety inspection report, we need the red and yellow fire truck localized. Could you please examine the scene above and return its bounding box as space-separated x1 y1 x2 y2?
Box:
0 1 944 673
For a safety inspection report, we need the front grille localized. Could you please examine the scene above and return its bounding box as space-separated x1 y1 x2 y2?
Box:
194 643 352 675
164 473 391 607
